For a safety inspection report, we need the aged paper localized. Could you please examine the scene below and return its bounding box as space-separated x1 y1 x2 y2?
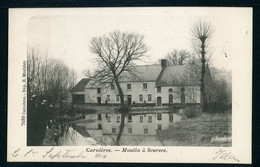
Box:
8 7 252 163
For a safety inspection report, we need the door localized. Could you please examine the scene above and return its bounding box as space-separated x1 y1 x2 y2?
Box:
127 95 132 106
72 94 85 104
169 94 173 103
98 124 102 130
97 97 101 106
157 97 162 106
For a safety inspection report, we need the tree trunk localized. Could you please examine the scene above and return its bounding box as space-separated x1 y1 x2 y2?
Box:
201 39 207 112
114 77 125 108
115 112 126 145
114 77 128 145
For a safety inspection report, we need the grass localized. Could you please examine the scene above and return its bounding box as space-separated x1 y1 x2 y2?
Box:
157 112 232 146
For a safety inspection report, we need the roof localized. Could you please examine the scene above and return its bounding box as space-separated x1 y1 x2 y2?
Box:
72 125 91 137
118 64 162 82
72 63 202 89
156 65 200 86
70 78 90 92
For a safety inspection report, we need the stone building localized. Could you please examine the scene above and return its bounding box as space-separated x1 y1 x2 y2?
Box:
71 59 215 106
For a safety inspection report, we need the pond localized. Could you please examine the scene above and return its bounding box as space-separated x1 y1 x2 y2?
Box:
72 111 186 146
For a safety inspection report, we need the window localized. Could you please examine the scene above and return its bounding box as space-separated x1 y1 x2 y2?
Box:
157 113 162 120
169 114 173 123
143 83 147 89
107 115 111 122
117 115 120 123
98 124 102 130
111 83 115 89
169 88 173 93
127 95 132 106
97 88 101 93
116 95 120 102
107 95 110 102
181 94 185 103
144 128 148 134
140 116 143 123
181 87 185 103
148 94 152 101
128 115 132 123
98 114 102 120
139 94 143 102
157 124 162 130
148 116 152 123
127 84 131 90
157 87 161 93
128 128 132 134
112 128 116 133
169 94 173 103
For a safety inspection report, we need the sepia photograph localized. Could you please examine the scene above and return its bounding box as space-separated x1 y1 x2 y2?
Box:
26 9 232 147
8 7 251 163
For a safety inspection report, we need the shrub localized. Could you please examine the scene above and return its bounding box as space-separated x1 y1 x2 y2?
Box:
204 102 232 114
185 109 197 118
184 106 201 118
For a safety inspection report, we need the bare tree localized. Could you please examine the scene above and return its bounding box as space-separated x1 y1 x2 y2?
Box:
87 31 148 145
191 20 214 111
27 48 77 104
166 49 191 65
27 48 77 145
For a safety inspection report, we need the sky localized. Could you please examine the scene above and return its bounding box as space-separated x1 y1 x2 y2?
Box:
27 7 251 81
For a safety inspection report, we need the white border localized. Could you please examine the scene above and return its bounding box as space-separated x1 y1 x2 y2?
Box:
8 7 252 163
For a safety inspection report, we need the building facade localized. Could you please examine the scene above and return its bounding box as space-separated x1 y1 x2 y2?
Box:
71 59 215 106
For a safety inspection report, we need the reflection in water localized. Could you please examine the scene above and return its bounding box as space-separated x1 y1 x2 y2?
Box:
74 111 185 145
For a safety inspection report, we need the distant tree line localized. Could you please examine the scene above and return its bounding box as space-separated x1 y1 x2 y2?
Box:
165 49 192 65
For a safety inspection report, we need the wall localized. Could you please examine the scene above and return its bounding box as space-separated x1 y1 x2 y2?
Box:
84 88 99 103
83 82 200 105
156 86 200 104
84 82 157 105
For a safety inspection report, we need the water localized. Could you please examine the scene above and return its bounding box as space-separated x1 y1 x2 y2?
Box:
72 111 186 146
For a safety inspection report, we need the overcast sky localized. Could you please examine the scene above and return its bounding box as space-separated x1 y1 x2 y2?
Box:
27 7 251 81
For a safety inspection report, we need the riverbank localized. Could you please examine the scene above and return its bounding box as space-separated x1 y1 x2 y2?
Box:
157 112 232 146
73 104 199 114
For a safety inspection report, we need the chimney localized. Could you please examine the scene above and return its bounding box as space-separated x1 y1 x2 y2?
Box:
161 59 167 68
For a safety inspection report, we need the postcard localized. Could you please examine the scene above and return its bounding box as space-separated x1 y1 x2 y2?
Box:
8 7 252 163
